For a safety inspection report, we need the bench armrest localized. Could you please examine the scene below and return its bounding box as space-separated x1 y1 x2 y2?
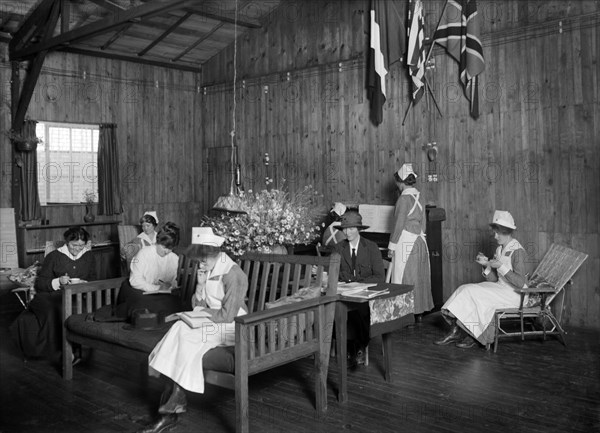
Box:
234 295 337 325
62 277 125 319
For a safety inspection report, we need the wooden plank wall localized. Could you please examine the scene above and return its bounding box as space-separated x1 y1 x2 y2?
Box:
200 0 599 328
0 46 203 255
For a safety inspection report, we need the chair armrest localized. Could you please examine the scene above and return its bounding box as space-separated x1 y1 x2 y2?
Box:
519 287 557 294
234 295 337 325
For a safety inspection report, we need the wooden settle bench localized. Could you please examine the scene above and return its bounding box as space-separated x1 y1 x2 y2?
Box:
61 252 340 433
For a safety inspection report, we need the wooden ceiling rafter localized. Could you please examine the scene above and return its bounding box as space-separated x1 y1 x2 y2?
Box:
100 22 134 50
172 21 224 63
138 11 193 57
13 0 61 129
8 0 55 53
10 0 192 60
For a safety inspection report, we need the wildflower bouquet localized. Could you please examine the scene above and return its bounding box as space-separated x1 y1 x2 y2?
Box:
202 185 322 256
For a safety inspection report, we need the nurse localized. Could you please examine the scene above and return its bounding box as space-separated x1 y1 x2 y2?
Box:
434 210 529 348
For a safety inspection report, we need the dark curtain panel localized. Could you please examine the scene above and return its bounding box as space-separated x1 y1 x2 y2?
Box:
98 123 123 215
19 119 42 221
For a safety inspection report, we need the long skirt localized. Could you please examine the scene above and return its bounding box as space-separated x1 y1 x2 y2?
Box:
148 314 240 393
443 282 521 345
390 230 433 314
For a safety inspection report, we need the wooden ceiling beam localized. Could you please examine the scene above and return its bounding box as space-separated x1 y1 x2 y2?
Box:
12 1 61 129
8 0 55 53
10 0 193 60
61 0 70 33
100 23 133 50
183 4 261 29
87 0 126 14
138 11 192 57
172 22 223 63
61 46 201 72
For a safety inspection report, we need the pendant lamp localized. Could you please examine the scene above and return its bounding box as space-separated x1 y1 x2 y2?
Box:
212 0 245 213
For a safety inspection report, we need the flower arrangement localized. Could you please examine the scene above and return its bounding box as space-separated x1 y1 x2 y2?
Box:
83 189 97 204
202 154 322 255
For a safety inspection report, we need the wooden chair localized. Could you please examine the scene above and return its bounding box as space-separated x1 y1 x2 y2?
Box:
117 224 140 275
493 243 588 353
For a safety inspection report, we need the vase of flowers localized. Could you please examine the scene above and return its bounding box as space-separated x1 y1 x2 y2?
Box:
83 190 97 223
202 185 322 256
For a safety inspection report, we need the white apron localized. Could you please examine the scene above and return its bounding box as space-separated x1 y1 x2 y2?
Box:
443 239 524 344
148 253 245 393
389 189 428 282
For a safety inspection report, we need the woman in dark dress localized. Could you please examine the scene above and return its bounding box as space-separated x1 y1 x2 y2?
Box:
12 226 97 364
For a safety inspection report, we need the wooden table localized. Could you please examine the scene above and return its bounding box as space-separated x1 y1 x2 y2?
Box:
335 283 414 403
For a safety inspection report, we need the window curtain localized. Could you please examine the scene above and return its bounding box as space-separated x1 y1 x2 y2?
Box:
19 119 42 221
98 123 123 215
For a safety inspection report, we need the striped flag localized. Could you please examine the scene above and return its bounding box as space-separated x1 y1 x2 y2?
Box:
432 0 485 118
366 0 406 125
406 0 426 103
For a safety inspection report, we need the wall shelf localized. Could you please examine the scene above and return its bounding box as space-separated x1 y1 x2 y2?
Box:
20 221 122 230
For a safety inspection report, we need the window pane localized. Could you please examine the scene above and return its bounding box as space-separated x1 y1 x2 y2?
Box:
37 122 99 204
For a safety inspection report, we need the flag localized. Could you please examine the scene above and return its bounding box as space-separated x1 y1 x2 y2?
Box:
366 0 406 126
406 0 426 103
432 0 485 118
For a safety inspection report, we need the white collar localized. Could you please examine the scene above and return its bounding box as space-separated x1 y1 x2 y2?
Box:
58 244 87 260
348 238 360 250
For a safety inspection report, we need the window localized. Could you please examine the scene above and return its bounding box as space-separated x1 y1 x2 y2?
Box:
36 122 99 205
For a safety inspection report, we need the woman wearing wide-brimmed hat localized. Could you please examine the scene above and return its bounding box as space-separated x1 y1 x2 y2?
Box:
388 163 433 322
138 227 249 433
332 211 385 366
434 210 529 349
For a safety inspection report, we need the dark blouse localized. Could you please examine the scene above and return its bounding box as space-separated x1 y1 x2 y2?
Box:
35 249 97 292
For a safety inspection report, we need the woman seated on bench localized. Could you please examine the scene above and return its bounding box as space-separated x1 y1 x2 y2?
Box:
115 222 182 321
139 227 248 433
434 210 529 349
11 226 96 365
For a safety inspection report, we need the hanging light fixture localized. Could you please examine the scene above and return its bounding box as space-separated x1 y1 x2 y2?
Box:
212 0 245 213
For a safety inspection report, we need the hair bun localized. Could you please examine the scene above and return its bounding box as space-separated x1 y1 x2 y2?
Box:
161 221 180 236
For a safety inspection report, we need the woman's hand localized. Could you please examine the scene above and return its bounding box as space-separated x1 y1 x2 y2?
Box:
59 274 70 285
158 280 171 291
387 249 395 258
475 252 488 266
488 259 502 269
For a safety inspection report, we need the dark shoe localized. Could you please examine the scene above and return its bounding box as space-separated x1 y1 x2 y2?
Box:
158 383 187 414
456 335 477 349
434 324 464 346
138 414 178 433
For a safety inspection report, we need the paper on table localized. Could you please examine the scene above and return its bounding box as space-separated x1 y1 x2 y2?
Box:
142 287 173 295
336 282 377 294
342 288 390 299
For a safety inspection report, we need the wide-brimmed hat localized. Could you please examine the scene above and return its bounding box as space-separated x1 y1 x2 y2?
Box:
192 227 225 247
396 163 418 181
490 210 516 230
331 202 347 217
335 211 369 230
143 211 159 224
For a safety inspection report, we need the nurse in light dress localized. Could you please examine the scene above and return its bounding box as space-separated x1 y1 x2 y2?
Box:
434 210 529 349
139 227 248 433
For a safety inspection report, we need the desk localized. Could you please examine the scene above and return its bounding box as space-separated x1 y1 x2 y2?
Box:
335 283 414 403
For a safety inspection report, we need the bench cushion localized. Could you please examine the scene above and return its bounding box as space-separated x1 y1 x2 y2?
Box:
65 313 235 373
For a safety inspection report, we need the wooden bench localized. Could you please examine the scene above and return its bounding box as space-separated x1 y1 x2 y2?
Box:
62 252 340 433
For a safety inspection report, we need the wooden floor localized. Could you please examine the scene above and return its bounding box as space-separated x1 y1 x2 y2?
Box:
1 307 599 433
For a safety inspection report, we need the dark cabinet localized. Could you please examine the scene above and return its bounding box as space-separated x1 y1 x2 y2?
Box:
426 206 445 310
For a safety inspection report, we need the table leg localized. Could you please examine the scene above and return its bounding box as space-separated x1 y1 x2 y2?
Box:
382 332 393 382
335 302 348 403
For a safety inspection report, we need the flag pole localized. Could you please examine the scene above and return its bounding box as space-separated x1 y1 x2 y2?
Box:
425 0 449 65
